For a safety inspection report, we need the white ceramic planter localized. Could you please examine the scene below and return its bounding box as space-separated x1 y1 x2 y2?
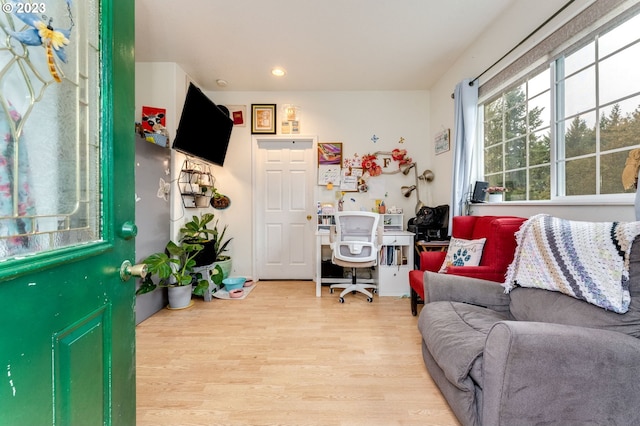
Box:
194 195 210 208
488 193 504 202
167 285 192 309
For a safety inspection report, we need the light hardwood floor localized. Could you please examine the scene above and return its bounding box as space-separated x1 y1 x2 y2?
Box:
136 281 460 426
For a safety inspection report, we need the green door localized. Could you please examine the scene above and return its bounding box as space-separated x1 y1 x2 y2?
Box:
0 0 135 424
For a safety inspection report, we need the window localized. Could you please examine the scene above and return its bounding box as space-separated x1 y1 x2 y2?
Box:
480 8 640 201
483 69 551 201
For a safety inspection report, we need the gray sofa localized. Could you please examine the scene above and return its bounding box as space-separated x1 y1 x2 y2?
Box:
417 241 640 426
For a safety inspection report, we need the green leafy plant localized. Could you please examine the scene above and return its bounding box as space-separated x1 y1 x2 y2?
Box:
180 212 215 242
191 264 225 297
180 213 233 263
135 240 209 295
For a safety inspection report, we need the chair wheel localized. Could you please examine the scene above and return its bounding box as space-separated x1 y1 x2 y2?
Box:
367 297 373 303
339 297 345 303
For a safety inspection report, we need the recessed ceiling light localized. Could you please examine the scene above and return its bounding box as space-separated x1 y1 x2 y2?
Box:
216 79 228 87
271 67 286 77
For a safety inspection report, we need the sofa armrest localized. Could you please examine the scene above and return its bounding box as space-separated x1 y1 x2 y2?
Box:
419 251 447 272
423 271 511 313
483 321 640 426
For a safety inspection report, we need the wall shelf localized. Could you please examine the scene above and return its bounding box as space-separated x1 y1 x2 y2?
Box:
178 159 214 208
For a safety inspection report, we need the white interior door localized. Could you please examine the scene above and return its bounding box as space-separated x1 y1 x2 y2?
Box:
255 136 316 279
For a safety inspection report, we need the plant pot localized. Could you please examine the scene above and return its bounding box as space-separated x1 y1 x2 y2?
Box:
194 195 210 208
213 258 232 280
488 193 504 202
167 285 192 309
193 240 218 266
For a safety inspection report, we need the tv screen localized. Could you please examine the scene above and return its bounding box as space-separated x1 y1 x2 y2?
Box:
172 83 233 166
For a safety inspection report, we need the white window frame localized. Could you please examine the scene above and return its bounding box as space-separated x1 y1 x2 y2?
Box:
477 2 640 205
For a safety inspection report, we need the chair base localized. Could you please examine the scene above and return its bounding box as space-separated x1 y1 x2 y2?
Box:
330 282 377 302
330 267 376 303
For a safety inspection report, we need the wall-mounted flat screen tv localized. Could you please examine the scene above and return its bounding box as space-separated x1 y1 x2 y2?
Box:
172 82 233 166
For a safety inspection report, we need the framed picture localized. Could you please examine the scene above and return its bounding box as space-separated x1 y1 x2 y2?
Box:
317 142 342 165
140 106 169 148
435 129 450 155
226 105 246 127
251 104 276 134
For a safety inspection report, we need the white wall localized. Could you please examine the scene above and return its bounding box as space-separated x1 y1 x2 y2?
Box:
135 68 432 277
135 62 194 240
427 0 636 222
135 62 184 137
208 90 430 277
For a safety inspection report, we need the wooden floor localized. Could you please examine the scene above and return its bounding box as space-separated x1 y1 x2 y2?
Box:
136 281 459 426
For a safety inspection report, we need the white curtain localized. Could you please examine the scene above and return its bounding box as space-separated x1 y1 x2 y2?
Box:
450 79 479 232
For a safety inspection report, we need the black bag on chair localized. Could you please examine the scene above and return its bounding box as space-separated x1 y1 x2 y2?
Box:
414 205 448 228
410 205 449 241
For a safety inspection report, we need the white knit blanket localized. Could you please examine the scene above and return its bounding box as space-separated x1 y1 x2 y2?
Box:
504 214 640 313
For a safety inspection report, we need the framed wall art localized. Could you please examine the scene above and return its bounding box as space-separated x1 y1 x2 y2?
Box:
226 105 246 127
435 129 450 155
317 142 342 165
251 104 276 134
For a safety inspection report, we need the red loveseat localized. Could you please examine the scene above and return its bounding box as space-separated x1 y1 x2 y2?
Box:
409 215 526 316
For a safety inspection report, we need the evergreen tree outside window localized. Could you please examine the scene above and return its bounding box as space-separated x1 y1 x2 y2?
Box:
483 69 550 201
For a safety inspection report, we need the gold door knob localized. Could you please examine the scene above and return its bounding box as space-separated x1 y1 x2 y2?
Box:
120 260 148 281
307 215 312 221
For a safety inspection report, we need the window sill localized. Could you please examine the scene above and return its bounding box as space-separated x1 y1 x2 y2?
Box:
487 193 635 206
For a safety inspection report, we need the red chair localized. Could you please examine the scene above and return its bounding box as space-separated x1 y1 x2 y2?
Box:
409 215 526 315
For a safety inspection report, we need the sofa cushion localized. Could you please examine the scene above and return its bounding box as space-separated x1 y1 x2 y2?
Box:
438 237 486 272
509 234 640 338
509 288 640 338
418 301 509 388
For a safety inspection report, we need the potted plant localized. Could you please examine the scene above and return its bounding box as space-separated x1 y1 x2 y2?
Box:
180 213 233 277
194 178 213 208
484 186 508 202
135 240 209 309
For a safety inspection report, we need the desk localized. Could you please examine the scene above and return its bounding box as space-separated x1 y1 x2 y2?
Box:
315 229 414 297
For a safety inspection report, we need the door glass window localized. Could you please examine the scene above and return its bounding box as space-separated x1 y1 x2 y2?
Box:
0 0 100 260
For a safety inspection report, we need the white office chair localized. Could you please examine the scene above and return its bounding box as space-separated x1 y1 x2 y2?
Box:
329 211 382 303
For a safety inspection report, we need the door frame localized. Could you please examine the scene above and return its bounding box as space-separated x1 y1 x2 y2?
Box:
252 135 317 280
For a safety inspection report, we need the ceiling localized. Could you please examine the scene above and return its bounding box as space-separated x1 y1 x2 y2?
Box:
134 0 519 92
